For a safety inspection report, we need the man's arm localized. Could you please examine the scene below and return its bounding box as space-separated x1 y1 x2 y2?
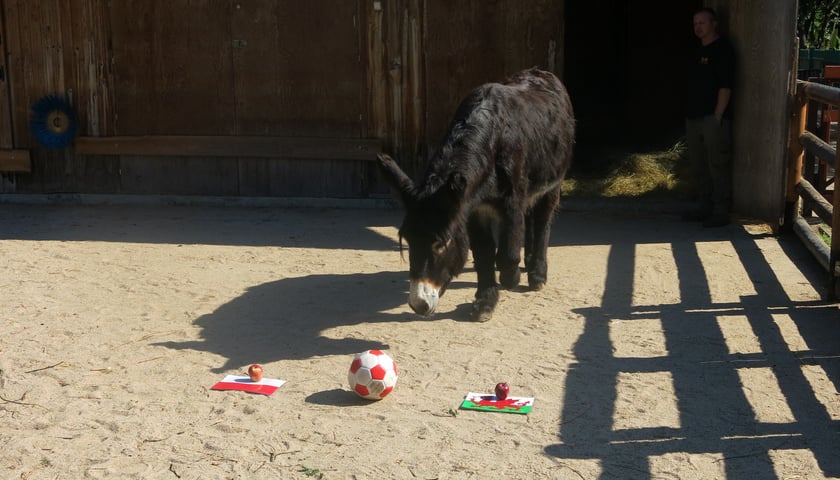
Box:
714 87 732 122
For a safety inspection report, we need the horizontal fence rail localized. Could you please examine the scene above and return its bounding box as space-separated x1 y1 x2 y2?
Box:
786 78 840 298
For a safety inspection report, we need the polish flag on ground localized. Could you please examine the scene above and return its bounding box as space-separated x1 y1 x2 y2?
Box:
211 375 287 396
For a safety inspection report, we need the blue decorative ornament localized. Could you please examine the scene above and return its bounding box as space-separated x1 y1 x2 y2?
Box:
29 94 77 149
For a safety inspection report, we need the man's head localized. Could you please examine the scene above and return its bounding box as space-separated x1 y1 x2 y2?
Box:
693 8 719 45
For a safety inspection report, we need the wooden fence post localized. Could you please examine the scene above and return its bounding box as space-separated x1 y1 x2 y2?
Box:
783 88 807 230
830 138 840 301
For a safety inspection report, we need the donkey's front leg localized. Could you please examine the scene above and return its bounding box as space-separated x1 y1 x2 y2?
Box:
468 214 499 322
497 201 525 290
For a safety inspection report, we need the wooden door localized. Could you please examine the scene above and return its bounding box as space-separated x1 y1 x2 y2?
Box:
230 1 364 137
110 1 365 139
108 1 374 197
109 2 237 135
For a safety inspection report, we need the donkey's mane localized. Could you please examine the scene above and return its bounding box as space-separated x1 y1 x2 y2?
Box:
417 96 497 199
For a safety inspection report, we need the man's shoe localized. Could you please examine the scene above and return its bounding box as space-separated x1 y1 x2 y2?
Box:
702 214 730 228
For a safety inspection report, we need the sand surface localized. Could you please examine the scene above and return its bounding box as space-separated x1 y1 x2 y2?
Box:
1 203 839 479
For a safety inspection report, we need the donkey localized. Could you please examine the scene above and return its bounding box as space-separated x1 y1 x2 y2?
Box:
378 68 575 322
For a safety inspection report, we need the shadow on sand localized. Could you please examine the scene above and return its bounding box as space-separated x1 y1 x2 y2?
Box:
543 213 840 479
154 271 413 372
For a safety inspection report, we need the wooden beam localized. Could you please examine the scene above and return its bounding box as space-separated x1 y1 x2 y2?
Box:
0 150 31 172
74 136 382 160
800 80 840 107
796 178 833 225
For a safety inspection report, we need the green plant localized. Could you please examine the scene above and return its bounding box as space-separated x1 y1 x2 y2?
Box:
300 467 324 479
799 0 840 49
818 224 831 246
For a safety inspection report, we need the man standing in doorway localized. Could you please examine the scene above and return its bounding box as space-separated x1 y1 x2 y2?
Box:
684 7 735 227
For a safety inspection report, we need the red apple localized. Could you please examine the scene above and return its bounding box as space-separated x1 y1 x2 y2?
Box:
494 382 510 400
248 364 264 382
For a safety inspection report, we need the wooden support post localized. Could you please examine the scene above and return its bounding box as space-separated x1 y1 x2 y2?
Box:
783 89 807 230
830 137 840 301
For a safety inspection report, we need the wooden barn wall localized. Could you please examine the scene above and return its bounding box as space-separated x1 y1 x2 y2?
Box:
421 0 566 175
366 0 424 177
3 0 119 193
3 0 374 197
95 2 369 198
707 0 798 222
108 3 363 138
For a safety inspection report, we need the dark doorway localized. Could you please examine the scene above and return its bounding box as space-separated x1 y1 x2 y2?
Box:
564 1 701 153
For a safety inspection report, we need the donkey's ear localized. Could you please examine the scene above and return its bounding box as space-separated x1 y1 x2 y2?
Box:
450 172 467 193
377 153 415 207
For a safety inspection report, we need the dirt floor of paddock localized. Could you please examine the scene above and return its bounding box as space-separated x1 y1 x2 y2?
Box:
1 203 839 479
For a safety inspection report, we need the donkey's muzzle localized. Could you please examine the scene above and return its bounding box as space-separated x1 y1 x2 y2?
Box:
408 279 440 316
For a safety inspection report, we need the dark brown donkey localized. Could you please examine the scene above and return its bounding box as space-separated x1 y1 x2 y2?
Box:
378 68 575 322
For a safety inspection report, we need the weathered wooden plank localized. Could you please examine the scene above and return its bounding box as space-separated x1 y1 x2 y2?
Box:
75 135 382 160
119 156 239 195
4 0 67 147
364 0 386 144
64 1 115 137
237 157 372 197
424 0 566 162
0 10 13 148
229 1 363 137
108 2 234 135
0 149 31 172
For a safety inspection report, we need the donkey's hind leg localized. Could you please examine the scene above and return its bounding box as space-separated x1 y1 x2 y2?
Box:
525 188 561 291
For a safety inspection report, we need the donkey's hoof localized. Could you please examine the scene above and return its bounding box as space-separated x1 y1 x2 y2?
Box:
499 267 521 289
471 287 498 322
470 305 494 322
528 273 546 291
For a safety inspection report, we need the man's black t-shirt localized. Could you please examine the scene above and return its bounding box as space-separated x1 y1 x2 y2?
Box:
685 37 735 119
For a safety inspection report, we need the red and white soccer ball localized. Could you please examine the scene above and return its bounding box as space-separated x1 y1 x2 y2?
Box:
348 350 398 400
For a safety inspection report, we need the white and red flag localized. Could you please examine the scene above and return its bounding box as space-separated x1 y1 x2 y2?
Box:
211 375 287 396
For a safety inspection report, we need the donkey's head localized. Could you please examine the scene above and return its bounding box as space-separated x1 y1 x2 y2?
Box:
378 153 470 316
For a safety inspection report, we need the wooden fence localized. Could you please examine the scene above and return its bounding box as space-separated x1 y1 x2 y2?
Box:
785 78 840 299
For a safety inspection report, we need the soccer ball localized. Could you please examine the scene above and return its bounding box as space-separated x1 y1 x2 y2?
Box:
348 350 398 400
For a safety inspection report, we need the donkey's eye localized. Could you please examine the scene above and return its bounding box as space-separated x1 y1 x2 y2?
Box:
431 237 451 255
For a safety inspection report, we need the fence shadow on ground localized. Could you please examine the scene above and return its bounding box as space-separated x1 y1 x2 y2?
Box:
544 215 840 479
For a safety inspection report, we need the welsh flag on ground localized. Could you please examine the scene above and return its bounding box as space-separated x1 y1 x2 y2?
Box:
460 392 534 414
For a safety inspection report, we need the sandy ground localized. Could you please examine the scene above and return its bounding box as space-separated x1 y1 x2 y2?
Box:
1 202 839 480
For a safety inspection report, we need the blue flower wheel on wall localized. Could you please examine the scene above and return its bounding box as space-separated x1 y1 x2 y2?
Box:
29 94 77 149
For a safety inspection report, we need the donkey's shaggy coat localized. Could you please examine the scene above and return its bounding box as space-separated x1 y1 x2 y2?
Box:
378 68 575 322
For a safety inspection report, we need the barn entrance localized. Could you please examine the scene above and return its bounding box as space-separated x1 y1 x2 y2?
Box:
564 1 701 150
